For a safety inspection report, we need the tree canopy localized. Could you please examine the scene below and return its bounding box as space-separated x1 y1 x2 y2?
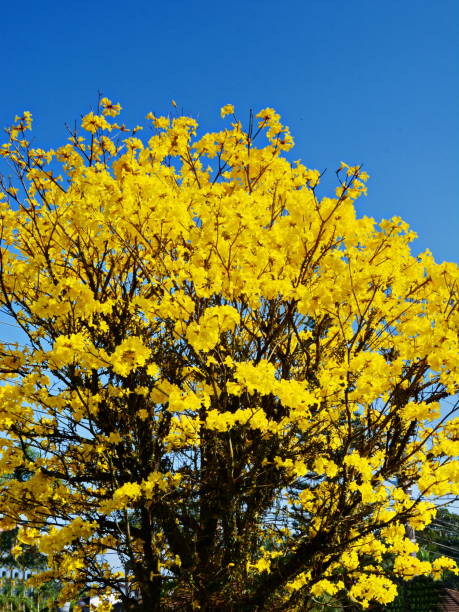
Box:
0 100 458 611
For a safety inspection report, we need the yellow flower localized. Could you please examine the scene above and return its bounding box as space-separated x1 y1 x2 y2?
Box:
110 337 151 376
81 112 111 133
220 104 235 118
100 97 122 117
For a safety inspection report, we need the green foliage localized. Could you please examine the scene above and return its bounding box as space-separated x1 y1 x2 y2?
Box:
0 577 60 611
379 509 459 611
420 507 459 590
0 527 47 574
383 575 444 611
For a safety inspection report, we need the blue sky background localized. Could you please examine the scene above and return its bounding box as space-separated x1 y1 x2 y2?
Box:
1 0 457 263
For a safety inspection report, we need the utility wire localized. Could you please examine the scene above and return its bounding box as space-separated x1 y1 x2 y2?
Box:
432 518 459 530
417 536 459 556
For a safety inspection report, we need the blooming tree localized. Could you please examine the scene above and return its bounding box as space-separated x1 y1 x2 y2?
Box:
0 100 458 610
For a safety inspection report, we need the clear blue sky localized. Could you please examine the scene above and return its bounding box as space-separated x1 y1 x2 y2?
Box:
1 0 458 263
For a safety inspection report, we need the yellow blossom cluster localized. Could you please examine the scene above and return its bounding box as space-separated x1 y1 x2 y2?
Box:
0 101 457 609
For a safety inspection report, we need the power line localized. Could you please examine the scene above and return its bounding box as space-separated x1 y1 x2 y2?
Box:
417 536 459 557
0 320 22 328
430 521 459 535
432 518 459 529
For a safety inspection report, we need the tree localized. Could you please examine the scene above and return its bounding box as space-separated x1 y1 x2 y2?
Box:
0 444 58 611
0 450 47 579
0 526 47 577
418 507 459 590
379 509 459 611
0 99 458 611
